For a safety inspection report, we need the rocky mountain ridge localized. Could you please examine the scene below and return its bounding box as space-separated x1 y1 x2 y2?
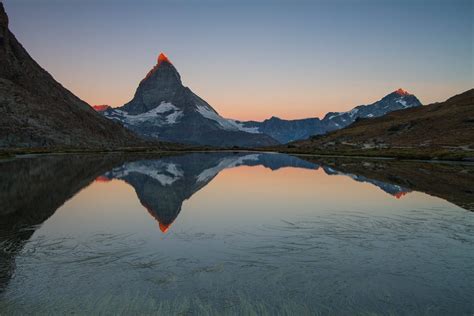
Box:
238 88 421 143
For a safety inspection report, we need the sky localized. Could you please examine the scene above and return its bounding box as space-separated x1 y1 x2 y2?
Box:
3 0 473 120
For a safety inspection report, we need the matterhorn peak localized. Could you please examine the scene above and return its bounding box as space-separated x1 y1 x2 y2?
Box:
139 52 178 84
157 52 172 66
394 88 410 96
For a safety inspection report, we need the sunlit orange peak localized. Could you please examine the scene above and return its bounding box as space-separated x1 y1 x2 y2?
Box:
157 52 172 66
394 191 408 199
92 105 110 112
159 222 171 233
95 175 111 182
394 88 410 96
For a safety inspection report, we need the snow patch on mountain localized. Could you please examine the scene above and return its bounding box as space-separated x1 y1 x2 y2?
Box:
195 105 234 129
196 105 261 133
349 108 359 117
227 120 261 133
107 161 184 186
104 101 183 127
196 154 260 182
165 110 183 124
396 99 408 107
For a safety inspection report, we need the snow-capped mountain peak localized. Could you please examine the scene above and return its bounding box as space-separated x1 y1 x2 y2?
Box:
319 89 421 132
95 53 278 147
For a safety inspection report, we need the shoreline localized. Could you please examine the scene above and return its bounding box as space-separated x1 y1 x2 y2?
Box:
1 147 473 165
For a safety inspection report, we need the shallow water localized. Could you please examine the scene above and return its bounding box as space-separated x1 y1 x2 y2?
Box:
0 152 473 315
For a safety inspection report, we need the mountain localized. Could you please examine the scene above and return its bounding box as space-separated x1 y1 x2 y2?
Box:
320 88 421 131
240 116 323 144
0 4 143 149
98 53 278 147
238 89 422 143
286 89 474 159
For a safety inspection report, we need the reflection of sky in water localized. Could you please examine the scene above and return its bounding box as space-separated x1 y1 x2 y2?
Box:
1 156 473 315
45 165 443 236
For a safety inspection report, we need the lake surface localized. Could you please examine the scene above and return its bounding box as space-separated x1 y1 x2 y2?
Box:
0 152 473 315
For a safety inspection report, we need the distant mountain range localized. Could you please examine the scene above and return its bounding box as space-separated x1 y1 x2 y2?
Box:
238 88 421 143
288 89 474 157
97 53 278 147
0 4 141 149
96 53 422 146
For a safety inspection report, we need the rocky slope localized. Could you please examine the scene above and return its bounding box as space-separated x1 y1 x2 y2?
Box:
285 89 474 159
0 3 143 149
99 53 278 147
239 89 422 143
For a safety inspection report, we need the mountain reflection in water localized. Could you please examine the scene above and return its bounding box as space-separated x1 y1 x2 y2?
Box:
0 152 472 314
100 153 321 232
96 153 418 232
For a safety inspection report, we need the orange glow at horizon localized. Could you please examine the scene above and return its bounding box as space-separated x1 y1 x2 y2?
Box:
219 107 326 121
74 51 469 122
79 53 415 121
84 83 467 122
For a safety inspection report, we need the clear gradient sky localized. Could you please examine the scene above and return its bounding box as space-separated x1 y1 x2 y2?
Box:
3 0 473 120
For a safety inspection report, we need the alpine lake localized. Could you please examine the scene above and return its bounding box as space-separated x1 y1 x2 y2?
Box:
0 152 472 315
